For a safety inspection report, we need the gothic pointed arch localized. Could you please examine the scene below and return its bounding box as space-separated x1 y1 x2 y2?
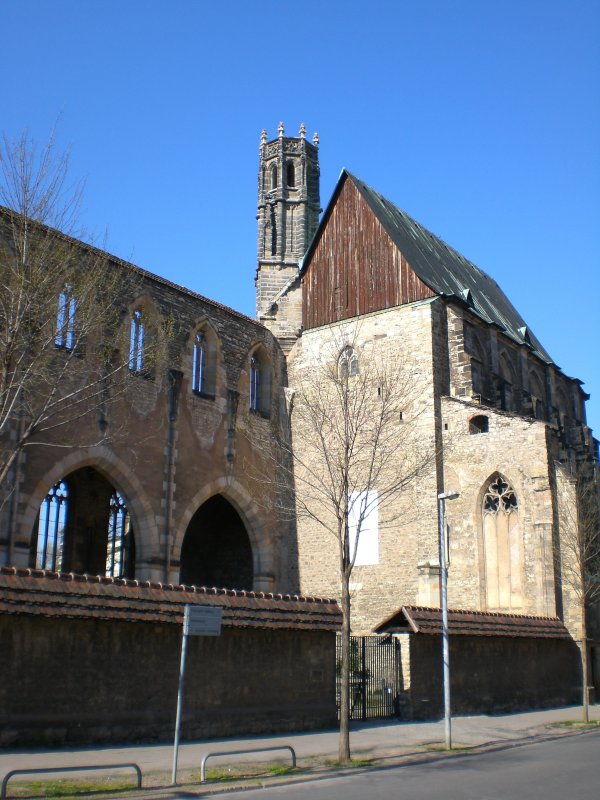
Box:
174 477 274 591
247 343 273 418
480 473 523 611
189 318 220 398
179 494 253 590
125 294 162 377
498 351 516 411
30 466 136 579
529 368 546 420
20 448 158 566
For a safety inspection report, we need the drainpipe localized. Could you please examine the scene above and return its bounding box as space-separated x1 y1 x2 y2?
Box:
164 369 182 582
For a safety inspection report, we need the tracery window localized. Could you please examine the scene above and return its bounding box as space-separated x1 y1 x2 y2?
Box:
106 491 134 579
35 481 68 571
129 309 145 372
339 346 359 379
270 163 278 190
55 285 76 349
482 476 522 610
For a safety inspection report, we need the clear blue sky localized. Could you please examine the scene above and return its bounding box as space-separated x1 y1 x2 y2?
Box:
2 0 599 434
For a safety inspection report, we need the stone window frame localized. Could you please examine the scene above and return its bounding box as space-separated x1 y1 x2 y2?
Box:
55 283 76 350
191 322 219 400
248 345 272 418
338 345 359 379
479 473 524 612
469 414 489 434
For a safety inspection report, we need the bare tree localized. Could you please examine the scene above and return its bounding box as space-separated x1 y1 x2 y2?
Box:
0 129 167 498
556 461 600 722
251 326 437 763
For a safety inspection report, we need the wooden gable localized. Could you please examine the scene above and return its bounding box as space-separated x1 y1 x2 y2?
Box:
302 175 436 331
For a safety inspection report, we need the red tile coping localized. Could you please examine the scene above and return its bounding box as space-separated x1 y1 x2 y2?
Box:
373 605 572 639
0 567 342 632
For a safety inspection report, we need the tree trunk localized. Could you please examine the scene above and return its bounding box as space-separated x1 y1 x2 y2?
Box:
581 604 589 723
338 572 351 764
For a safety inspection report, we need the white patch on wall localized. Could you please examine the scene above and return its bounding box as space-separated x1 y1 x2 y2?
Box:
348 490 379 566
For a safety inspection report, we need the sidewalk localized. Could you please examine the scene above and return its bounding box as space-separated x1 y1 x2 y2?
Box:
1 705 598 796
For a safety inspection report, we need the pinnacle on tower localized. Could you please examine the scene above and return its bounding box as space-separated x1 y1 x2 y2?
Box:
255 123 321 351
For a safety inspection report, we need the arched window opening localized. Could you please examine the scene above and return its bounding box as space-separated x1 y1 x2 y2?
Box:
269 205 277 255
192 332 206 394
469 415 489 434
180 495 254 590
270 163 278 189
35 481 69 570
106 491 134 579
286 162 295 187
249 349 272 417
55 285 76 349
250 355 260 412
31 468 135 579
498 353 515 411
192 327 217 397
339 346 359 379
482 475 522 610
129 309 145 373
529 371 546 420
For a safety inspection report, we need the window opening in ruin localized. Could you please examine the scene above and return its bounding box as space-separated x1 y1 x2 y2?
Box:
339 346 359 379
469 415 489 434
35 481 68 570
250 355 260 412
482 475 522 610
287 162 295 187
192 332 206 394
249 350 272 417
129 309 145 372
55 285 76 349
106 491 133 578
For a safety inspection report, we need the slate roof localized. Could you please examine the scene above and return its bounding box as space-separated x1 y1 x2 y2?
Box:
302 171 553 364
0 567 342 632
373 605 572 639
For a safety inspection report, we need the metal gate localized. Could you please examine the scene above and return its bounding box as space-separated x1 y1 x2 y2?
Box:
336 635 402 720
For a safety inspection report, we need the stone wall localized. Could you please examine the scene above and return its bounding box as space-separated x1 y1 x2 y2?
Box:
0 236 299 596
407 633 581 719
0 614 337 746
288 300 441 633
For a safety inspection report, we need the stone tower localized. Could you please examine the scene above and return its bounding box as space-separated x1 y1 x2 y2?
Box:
255 122 320 351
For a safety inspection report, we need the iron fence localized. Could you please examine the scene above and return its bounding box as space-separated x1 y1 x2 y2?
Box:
336 634 402 720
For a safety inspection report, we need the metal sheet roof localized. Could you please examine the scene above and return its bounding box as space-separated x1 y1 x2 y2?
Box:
303 171 553 363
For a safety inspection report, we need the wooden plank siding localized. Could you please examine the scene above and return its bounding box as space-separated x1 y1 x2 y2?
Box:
302 179 436 330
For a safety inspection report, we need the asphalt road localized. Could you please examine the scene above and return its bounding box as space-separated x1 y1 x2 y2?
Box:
192 730 600 800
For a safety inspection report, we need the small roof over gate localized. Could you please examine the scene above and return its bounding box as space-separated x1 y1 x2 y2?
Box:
374 605 571 639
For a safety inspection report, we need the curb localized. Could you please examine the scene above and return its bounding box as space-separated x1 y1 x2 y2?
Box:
81 724 598 800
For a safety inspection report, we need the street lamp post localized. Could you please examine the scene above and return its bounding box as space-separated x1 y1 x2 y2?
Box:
438 490 459 750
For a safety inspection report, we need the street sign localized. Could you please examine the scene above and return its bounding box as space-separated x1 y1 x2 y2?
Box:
184 604 223 637
172 603 224 784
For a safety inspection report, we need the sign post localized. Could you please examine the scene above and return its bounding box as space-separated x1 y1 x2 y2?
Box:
171 604 223 785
